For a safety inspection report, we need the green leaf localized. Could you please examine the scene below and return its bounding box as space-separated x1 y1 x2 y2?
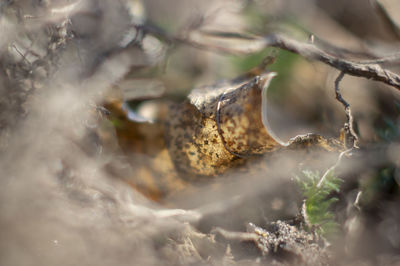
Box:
296 169 342 237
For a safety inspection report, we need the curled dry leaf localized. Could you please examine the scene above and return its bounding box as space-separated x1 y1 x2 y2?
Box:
165 72 281 177
107 71 344 199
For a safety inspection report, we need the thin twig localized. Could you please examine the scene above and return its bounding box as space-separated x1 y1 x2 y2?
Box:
140 23 263 55
317 149 351 189
357 53 400 64
334 72 359 148
310 33 375 59
12 44 31 66
353 190 362 211
211 227 258 242
334 72 348 108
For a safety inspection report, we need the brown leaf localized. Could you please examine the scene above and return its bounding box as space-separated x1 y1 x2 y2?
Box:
164 72 281 178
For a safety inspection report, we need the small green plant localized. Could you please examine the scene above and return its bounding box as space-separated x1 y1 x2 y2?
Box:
295 169 343 237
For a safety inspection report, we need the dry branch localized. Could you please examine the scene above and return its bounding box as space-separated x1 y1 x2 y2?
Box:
141 24 400 91
262 34 400 91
